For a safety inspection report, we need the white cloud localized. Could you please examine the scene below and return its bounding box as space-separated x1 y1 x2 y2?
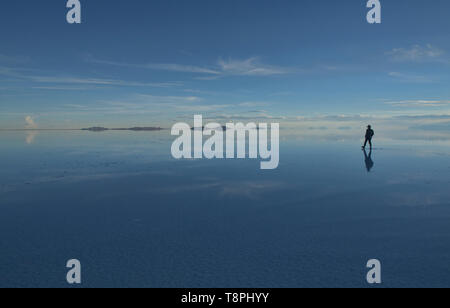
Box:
87 55 294 78
25 116 37 129
386 44 445 62
0 66 181 88
144 63 220 75
388 72 432 83
217 57 292 76
86 55 220 74
385 100 450 107
28 76 180 88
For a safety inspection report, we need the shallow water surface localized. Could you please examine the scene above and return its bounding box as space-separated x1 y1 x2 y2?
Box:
1 131 450 287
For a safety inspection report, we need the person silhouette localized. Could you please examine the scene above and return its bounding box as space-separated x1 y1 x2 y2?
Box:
362 125 375 149
363 148 374 172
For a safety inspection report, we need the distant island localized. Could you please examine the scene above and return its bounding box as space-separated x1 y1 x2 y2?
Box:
191 126 228 131
82 127 164 132
190 126 260 131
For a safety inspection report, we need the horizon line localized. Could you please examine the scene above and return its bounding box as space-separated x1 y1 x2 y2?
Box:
0 127 167 131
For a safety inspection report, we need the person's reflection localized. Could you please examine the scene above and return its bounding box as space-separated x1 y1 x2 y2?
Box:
363 148 374 172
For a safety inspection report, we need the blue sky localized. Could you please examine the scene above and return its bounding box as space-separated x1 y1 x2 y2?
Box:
1 0 450 128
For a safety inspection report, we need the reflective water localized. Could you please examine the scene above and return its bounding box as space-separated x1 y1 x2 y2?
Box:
1 130 450 287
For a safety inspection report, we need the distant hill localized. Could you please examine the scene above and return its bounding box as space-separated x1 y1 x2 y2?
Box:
82 127 109 132
113 127 164 131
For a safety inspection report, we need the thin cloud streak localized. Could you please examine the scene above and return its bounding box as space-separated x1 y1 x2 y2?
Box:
217 57 294 76
385 100 450 107
28 76 181 88
88 56 221 74
386 44 446 63
388 72 433 83
0 66 182 88
87 55 295 77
